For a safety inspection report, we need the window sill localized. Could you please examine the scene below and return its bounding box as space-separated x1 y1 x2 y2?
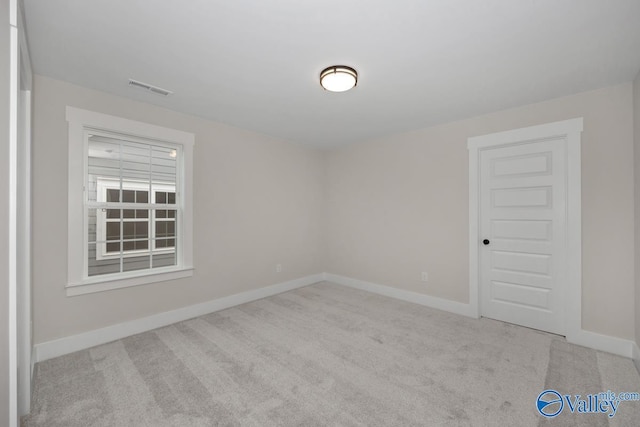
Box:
66 267 194 296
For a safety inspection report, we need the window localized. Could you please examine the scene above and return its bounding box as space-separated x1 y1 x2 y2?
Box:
95 178 176 261
67 107 194 296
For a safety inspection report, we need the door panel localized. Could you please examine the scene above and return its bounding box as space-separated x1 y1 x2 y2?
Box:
492 152 551 177
492 251 551 276
492 220 551 241
491 281 550 309
480 138 566 335
492 186 552 208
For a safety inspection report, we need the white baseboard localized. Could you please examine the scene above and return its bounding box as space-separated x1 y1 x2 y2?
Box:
632 342 640 375
33 272 638 365
567 329 635 359
324 273 636 359
34 274 324 363
324 273 475 318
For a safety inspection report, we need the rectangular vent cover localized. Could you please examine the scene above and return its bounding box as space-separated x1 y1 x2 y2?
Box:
128 79 172 96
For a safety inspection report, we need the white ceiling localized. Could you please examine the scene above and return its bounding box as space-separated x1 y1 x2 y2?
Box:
23 0 640 148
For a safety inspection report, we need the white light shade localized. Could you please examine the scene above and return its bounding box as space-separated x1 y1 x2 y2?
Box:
320 66 358 92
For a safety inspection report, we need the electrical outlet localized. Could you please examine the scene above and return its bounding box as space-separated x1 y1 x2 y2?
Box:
421 272 428 282
276 264 282 273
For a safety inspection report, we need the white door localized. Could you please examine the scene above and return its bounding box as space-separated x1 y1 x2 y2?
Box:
479 138 567 335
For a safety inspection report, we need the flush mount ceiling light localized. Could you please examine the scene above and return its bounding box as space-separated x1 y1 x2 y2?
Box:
320 65 358 92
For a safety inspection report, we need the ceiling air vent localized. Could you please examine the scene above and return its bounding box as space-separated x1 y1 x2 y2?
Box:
128 79 173 96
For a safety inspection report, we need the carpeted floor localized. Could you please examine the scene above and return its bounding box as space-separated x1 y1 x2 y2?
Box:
23 281 640 426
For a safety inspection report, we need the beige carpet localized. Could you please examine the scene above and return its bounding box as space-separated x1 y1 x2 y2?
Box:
23 282 640 426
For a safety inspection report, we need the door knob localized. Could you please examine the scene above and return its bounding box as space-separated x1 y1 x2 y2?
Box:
483 239 490 245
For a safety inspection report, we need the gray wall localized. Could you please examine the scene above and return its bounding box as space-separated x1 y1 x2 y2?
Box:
32 75 326 344
0 0 11 424
634 71 640 359
29 75 640 353
326 83 635 340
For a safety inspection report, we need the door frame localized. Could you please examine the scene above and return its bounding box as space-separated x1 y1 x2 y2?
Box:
9 0 33 424
467 118 583 340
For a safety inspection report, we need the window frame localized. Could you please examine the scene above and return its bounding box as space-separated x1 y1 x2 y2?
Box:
67 107 194 296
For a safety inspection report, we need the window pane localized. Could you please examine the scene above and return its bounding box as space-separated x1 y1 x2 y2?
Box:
156 191 166 204
136 190 148 203
155 238 176 249
123 241 135 251
121 140 151 182
123 222 133 239
87 138 120 203
153 252 176 268
168 192 175 204
151 145 177 185
136 209 148 219
124 221 148 241
156 221 168 237
88 243 121 277
135 240 149 250
168 210 176 219
156 221 175 237
107 189 120 202
106 222 120 240
123 255 150 272
87 208 97 243
135 221 148 238
123 190 135 203
107 209 121 219
157 210 166 219
123 209 135 218
106 242 120 253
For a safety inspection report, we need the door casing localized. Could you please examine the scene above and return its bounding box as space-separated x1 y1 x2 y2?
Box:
468 118 583 341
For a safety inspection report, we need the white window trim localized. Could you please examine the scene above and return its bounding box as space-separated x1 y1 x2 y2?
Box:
67 107 194 296
95 178 176 260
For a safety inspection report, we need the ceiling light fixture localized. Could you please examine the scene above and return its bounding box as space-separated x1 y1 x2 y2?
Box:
320 65 358 92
